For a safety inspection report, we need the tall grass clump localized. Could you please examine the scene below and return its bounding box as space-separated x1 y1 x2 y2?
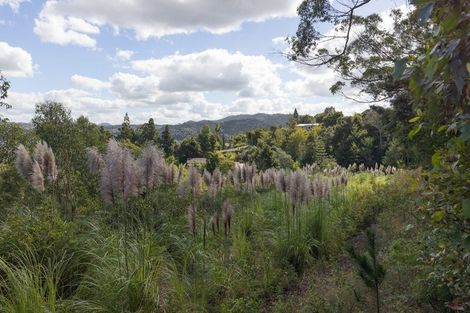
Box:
0 249 78 313
73 231 178 313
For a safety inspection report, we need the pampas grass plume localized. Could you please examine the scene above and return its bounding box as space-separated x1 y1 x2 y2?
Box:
15 144 33 180
30 160 45 193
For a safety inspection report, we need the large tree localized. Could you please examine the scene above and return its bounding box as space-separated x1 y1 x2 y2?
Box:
160 125 175 157
177 136 201 163
117 113 135 142
138 118 159 145
198 125 218 156
288 1 441 166
402 0 469 305
0 72 10 109
288 1 427 100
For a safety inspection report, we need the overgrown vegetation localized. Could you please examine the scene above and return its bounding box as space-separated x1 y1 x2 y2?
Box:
0 0 468 312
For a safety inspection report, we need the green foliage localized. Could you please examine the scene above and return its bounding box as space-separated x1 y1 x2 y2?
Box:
117 113 135 142
286 127 308 161
347 229 385 313
73 232 177 313
0 71 10 109
272 147 295 169
205 151 220 172
0 118 37 163
0 205 77 263
136 118 159 145
0 253 67 313
198 124 218 156
177 136 201 163
400 0 470 306
161 125 176 157
0 164 26 212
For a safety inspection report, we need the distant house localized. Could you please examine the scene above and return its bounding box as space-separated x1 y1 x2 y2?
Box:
295 123 320 131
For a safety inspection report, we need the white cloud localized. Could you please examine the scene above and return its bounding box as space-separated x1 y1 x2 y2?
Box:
132 49 282 97
284 64 336 97
34 2 99 48
4 88 130 123
115 49 134 61
272 36 286 45
0 0 28 12
109 72 159 101
0 41 35 77
2 45 365 124
4 87 221 124
71 74 110 91
34 0 302 47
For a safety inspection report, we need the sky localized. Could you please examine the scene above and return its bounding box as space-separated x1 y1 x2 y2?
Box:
0 0 408 125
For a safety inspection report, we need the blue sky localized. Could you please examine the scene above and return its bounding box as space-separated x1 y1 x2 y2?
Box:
0 0 408 124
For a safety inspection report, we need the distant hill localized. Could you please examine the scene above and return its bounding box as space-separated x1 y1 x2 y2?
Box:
101 113 291 140
17 113 291 140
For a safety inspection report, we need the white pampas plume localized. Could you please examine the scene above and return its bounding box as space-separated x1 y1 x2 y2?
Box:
302 178 311 204
223 200 233 237
210 214 219 235
43 145 57 181
243 163 256 192
101 139 139 204
209 215 216 236
208 182 218 201
86 147 104 175
177 164 183 184
15 144 33 180
188 204 196 237
188 166 200 197
203 169 212 187
123 149 139 201
161 164 176 185
275 169 288 193
100 165 114 205
33 141 48 173
287 171 310 207
30 160 45 193
177 180 189 198
138 145 162 191
211 168 223 189
232 165 241 191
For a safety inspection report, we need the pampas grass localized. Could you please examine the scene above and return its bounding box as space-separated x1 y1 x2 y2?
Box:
33 141 48 172
15 142 59 193
138 145 163 191
188 204 196 237
30 160 45 193
0 253 67 313
15 144 33 180
43 146 58 181
211 168 223 190
100 165 114 205
188 166 201 198
73 233 177 313
203 169 211 187
275 169 288 193
222 200 233 238
101 139 139 205
232 165 241 191
287 171 310 209
162 164 176 185
31 141 58 182
86 147 104 175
